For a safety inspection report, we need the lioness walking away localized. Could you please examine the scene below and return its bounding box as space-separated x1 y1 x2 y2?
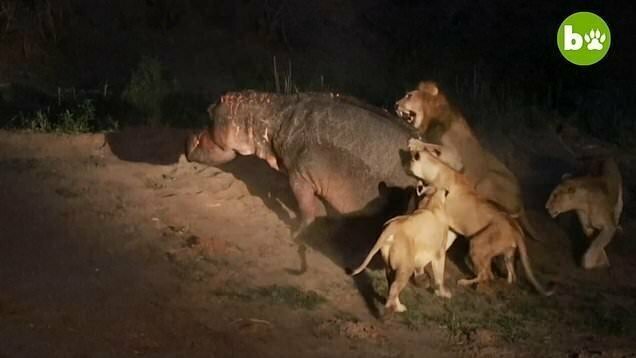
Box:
546 176 618 269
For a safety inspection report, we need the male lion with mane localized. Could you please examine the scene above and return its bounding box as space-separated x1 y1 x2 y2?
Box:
395 81 541 242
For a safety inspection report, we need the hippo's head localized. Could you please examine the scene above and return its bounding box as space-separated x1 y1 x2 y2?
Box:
185 91 278 166
185 126 237 165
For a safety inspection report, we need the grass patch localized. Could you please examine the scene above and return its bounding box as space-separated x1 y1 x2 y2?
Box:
4 95 119 133
1 58 207 132
333 310 360 323
210 284 327 311
582 305 634 336
564 291 636 337
57 99 98 133
366 272 571 343
254 285 327 310
401 289 532 342
401 281 636 342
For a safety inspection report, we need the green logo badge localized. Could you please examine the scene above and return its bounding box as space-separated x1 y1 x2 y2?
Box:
557 12 611 66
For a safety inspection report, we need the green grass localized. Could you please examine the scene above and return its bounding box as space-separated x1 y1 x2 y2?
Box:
565 291 636 337
210 284 327 310
366 271 636 343
6 99 116 133
254 285 327 310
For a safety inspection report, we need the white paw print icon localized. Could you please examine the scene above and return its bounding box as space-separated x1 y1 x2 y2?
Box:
584 29 606 50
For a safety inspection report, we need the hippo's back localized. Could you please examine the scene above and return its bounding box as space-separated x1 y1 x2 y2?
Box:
273 94 416 188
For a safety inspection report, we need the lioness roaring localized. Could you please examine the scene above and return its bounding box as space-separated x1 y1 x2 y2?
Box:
546 176 617 269
408 139 553 295
350 182 453 313
395 81 541 241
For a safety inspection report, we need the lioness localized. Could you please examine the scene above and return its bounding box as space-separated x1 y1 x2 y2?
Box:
408 139 553 295
557 124 623 229
546 176 617 269
395 81 541 242
350 182 453 313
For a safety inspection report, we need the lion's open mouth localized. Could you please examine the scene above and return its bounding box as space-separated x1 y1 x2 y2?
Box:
396 109 416 124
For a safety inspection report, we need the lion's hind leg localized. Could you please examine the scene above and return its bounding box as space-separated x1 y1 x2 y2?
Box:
457 252 492 287
504 249 517 284
430 251 451 298
385 266 412 313
457 272 489 286
582 226 615 269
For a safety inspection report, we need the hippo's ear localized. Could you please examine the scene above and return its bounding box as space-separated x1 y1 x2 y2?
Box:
418 81 439 96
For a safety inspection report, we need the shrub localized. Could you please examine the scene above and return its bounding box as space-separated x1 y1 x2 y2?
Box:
122 57 172 125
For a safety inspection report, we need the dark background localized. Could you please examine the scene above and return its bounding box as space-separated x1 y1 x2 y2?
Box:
0 0 634 140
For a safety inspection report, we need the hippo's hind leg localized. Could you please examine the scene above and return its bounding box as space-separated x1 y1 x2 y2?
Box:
289 173 320 233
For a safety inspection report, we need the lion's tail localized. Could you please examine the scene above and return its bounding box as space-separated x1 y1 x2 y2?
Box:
518 209 543 242
350 224 397 276
514 221 555 296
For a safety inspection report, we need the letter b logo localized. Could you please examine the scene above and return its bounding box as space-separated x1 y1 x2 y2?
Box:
557 12 611 66
563 25 582 50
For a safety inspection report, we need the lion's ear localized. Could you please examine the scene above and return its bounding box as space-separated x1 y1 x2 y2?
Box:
418 81 439 96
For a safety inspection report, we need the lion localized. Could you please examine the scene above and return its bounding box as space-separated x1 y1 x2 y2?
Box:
557 123 623 230
350 182 454 313
545 176 617 269
408 139 554 295
395 81 541 242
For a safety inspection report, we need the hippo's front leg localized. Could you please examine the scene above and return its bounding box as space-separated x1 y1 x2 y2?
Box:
186 131 236 165
289 173 321 234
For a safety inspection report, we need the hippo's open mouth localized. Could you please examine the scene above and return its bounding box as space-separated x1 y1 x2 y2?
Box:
396 109 416 124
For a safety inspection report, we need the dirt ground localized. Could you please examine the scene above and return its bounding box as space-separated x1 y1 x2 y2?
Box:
1 128 635 357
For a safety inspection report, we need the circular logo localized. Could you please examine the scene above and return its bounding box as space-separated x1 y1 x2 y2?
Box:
557 12 611 66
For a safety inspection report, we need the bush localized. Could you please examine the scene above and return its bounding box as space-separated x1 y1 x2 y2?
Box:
122 57 172 125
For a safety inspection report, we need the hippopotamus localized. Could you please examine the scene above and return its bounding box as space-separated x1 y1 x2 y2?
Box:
186 90 419 229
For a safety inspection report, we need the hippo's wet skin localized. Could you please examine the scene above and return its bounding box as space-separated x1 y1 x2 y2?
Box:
186 91 419 230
